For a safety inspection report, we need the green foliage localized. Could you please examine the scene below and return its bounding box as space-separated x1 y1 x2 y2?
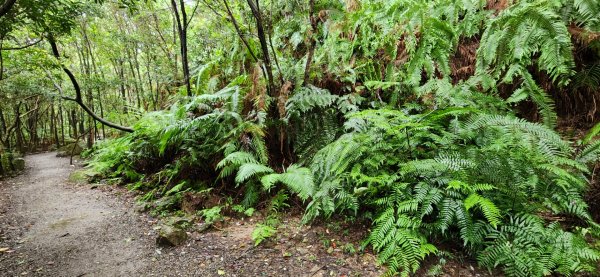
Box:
285 86 360 163
199 206 223 225
87 83 260 208
232 205 255 217
503 66 558 127
477 0 575 84
78 0 600 276
582 120 600 144
302 107 598 276
261 165 314 201
478 215 600 277
251 224 277 246
571 0 600 30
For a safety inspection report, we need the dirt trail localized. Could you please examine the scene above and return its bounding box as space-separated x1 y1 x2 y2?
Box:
0 152 152 276
0 153 384 277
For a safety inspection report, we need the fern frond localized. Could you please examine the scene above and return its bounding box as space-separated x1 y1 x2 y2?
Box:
235 163 274 184
464 193 501 228
261 165 314 201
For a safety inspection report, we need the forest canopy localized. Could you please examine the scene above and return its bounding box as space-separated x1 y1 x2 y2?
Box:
1 0 600 276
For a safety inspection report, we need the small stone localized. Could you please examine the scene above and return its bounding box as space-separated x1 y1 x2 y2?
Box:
156 225 187 247
133 203 148 213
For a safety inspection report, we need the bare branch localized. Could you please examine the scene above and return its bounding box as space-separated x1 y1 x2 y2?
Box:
48 35 134 133
2 38 44 50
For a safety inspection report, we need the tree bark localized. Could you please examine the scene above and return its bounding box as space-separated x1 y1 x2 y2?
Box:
304 0 318 85
70 109 78 139
51 103 60 148
245 0 275 96
59 100 65 144
171 0 192 96
14 104 24 154
0 0 16 18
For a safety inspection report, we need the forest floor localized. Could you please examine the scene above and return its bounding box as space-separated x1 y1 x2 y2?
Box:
0 153 490 277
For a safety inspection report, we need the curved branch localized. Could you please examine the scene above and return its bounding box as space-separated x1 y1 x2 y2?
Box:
3 38 43 50
48 35 134 133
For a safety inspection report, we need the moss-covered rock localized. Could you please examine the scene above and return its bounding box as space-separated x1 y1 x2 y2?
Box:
156 224 187 247
13 158 25 171
0 152 24 178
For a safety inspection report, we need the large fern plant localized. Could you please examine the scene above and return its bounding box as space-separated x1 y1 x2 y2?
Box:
303 107 599 276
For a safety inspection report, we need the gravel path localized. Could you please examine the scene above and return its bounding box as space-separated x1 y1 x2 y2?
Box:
0 152 153 276
0 153 385 277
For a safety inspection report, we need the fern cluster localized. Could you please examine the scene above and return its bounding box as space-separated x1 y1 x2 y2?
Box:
302 107 599 276
478 214 598 277
87 81 266 208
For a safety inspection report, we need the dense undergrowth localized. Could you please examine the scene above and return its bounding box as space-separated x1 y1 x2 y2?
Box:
87 0 600 276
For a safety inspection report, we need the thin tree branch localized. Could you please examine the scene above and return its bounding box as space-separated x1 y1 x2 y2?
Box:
48 35 134 133
185 0 202 28
245 0 275 95
2 38 44 50
304 0 318 85
200 0 225 19
222 0 259 62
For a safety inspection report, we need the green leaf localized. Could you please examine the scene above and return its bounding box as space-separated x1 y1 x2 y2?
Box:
583 121 600 144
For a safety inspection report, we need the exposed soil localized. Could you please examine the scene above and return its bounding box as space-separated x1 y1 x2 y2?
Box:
0 153 491 277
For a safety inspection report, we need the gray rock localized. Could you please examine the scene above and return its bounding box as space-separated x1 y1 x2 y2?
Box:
156 225 187 247
133 203 149 213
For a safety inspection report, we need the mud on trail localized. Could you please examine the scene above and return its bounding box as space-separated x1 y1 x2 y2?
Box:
0 153 387 277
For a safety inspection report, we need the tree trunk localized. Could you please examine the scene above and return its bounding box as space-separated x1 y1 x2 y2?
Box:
51 103 60 149
14 104 24 154
171 0 192 96
59 101 65 145
71 109 78 139
0 0 17 18
245 0 275 96
304 0 318 85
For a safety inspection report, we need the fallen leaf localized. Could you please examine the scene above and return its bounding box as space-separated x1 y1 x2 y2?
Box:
0 247 10 252
217 269 225 275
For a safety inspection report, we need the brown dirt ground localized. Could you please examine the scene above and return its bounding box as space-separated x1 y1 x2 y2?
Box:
0 152 494 277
